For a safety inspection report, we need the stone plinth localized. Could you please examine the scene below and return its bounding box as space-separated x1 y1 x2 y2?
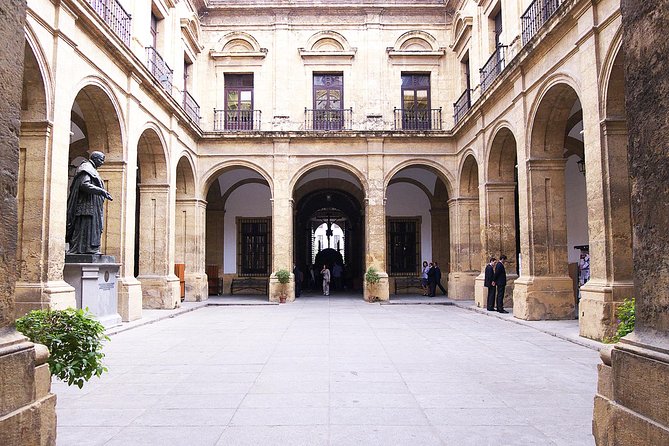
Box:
448 271 478 300
364 272 389 302
63 254 121 327
512 275 574 320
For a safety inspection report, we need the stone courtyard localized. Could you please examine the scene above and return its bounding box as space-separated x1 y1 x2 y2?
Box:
55 296 599 446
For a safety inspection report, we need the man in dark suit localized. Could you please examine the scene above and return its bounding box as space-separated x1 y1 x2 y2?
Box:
434 262 447 295
484 257 497 310
427 262 437 297
493 255 508 313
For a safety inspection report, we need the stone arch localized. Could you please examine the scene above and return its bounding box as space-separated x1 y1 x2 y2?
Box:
136 125 169 184
384 158 455 199
22 25 51 120
306 31 353 52
459 154 479 197
218 32 263 53
600 28 624 118
290 159 368 199
202 160 274 200
175 153 196 198
487 126 518 182
393 30 439 51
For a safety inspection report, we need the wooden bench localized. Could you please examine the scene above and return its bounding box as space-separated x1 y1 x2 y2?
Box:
231 277 268 295
394 276 424 295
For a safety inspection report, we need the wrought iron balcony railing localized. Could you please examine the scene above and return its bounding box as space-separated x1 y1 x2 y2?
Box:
304 108 352 131
182 91 200 124
480 45 507 93
214 109 262 131
521 0 565 45
146 47 173 93
453 89 472 126
87 0 131 46
393 108 442 131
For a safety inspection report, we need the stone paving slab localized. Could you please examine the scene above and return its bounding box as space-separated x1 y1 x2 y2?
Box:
55 295 599 445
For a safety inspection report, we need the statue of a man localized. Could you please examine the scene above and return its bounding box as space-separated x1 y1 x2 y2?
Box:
66 151 113 254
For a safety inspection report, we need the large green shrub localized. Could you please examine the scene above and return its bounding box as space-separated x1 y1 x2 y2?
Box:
16 308 110 388
604 297 635 343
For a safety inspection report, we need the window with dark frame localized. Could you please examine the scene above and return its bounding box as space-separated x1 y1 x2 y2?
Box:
401 73 431 130
237 217 270 276
150 12 159 49
313 73 343 130
387 217 421 275
225 74 254 130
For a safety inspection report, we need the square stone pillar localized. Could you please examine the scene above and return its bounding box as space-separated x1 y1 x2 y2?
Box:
137 184 180 309
0 2 57 442
594 2 669 443
448 197 481 300
175 198 208 301
269 141 294 303
364 140 389 302
513 158 574 320
474 183 518 308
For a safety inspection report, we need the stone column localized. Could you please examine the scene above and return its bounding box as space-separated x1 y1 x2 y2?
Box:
447 197 481 300
175 198 208 301
475 183 518 308
268 139 294 302
205 209 225 294
593 2 669 443
0 2 57 442
579 118 634 339
137 184 180 308
513 159 574 320
364 139 389 301
430 204 450 289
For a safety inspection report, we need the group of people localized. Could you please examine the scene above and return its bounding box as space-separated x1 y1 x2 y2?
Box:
420 261 447 297
484 255 508 313
293 263 346 297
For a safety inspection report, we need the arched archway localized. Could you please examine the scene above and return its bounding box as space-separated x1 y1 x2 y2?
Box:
475 127 520 309
386 164 451 298
448 154 482 299
174 155 207 302
293 166 365 296
514 82 585 320
134 127 179 309
205 165 272 298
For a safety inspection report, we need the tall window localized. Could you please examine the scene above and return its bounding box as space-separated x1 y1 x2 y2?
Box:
401 73 431 130
237 218 270 276
225 74 254 130
494 10 503 47
313 73 343 130
461 55 471 91
387 218 421 275
150 12 159 49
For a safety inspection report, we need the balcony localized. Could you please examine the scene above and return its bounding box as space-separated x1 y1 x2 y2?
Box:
393 108 442 131
214 109 262 131
480 45 507 94
87 0 131 46
453 89 472 126
522 0 565 45
182 91 200 124
304 108 352 131
146 47 173 93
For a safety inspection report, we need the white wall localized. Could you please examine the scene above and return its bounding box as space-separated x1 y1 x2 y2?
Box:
565 154 589 263
223 182 272 273
385 182 433 262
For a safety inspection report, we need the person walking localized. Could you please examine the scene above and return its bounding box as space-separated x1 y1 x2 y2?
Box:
420 260 430 296
321 264 331 296
484 257 497 311
293 264 303 298
427 262 437 297
492 255 508 313
434 262 447 295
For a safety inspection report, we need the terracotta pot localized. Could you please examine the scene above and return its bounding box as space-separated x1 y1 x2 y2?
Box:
279 296 287 303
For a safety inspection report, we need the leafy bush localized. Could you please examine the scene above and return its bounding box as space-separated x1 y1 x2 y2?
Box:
276 269 291 284
365 267 380 285
604 298 635 343
16 308 110 388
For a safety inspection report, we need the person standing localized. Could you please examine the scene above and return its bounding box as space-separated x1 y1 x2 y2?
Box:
420 260 430 296
332 262 343 291
484 257 497 311
321 264 331 296
427 262 437 297
492 255 508 313
293 264 303 298
434 262 447 295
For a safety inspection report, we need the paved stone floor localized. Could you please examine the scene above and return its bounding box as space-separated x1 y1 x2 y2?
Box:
54 294 599 445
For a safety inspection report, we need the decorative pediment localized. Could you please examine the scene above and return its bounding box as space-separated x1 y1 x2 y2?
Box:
180 16 203 56
451 14 473 57
299 31 356 64
210 32 267 59
387 31 446 59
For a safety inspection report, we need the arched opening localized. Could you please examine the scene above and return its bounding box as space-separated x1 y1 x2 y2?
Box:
205 166 272 298
134 128 178 309
293 166 365 296
449 155 481 299
386 165 451 297
516 82 585 320
478 128 520 309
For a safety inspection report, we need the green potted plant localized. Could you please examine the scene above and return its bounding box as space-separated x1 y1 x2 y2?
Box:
365 267 380 302
276 269 291 303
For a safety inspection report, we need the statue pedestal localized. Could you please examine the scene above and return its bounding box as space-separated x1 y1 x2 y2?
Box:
64 254 121 327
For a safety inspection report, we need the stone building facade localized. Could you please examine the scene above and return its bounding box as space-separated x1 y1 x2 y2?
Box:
17 0 627 342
